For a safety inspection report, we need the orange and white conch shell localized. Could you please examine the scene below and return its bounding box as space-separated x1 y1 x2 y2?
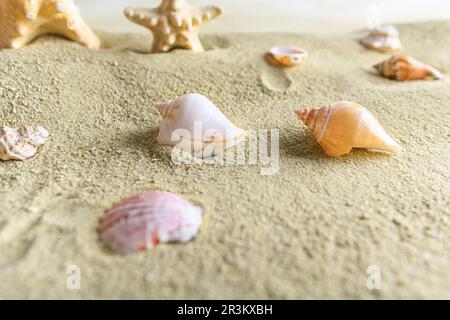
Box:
155 93 246 158
0 125 48 161
360 25 402 52
0 0 100 49
294 102 400 157
374 53 443 81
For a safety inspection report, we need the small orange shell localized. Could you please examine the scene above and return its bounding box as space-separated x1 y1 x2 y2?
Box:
295 101 400 157
374 53 442 81
266 46 308 67
100 191 203 254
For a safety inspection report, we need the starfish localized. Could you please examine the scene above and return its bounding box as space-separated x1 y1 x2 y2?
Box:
0 0 100 49
124 0 222 53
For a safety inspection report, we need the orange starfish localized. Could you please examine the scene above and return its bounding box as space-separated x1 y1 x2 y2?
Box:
0 0 100 49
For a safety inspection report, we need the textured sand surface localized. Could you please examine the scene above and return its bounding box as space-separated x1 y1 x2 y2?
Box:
0 22 449 299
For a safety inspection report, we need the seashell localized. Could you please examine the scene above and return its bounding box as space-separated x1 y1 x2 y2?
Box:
294 101 400 157
374 53 442 81
155 93 246 158
0 125 49 161
100 191 203 254
360 25 402 52
0 0 100 49
266 46 308 67
124 0 222 52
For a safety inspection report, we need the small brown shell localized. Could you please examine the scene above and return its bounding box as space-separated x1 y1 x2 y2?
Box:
374 53 442 81
295 101 400 157
266 46 308 67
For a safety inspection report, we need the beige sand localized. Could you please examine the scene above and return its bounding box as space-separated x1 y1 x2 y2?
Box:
0 21 449 299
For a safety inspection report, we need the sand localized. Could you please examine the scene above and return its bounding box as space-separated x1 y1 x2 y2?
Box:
0 21 449 299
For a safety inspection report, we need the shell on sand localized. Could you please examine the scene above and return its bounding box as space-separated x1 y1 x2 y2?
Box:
0 125 49 161
0 0 100 49
360 25 402 52
100 191 203 254
294 101 400 157
374 53 443 81
266 46 308 67
155 93 246 158
124 0 222 52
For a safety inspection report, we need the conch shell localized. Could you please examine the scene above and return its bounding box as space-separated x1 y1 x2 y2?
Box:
374 53 443 81
360 25 402 52
155 93 246 158
100 191 203 254
266 46 308 67
0 0 100 49
0 125 48 161
294 102 400 157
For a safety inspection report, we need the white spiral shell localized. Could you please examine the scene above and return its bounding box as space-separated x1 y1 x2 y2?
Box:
155 93 246 158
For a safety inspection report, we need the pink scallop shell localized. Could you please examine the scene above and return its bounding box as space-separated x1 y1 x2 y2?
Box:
100 191 203 253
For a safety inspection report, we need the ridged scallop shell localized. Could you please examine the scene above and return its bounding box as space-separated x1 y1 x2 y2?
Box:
360 25 402 52
266 46 308 67
0 125 48 161
100 191 203 254
294 101 400 157
374 53 442 81
155 93 246 158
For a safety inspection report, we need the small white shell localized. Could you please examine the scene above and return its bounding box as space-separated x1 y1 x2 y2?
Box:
100 191 203 254
267 46 308 67
360 25 403 52
0 125 48 161
155 93 246 158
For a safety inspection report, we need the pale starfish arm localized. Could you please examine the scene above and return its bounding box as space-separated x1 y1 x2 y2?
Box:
168 11 187 29
8 36 33 49
196 6 222 24
180 32 204 51
48 1 101 49
124 7 161 30
0 1 35 48
52 18 101 49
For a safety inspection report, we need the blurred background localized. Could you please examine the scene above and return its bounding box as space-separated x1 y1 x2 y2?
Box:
78 0 450 33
